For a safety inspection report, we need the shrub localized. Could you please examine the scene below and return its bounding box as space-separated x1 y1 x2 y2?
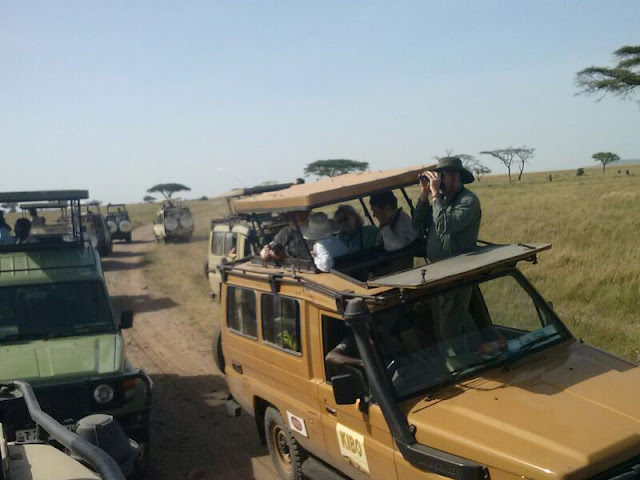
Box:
576 168 585 177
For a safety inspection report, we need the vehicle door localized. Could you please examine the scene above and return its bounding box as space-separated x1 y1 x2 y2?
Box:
317 312 398 480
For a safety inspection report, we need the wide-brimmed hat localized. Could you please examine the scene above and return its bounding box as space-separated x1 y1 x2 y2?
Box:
432 157 475 184
300 212 338 241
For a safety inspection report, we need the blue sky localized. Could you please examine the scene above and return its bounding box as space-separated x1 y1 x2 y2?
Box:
1 1 639 203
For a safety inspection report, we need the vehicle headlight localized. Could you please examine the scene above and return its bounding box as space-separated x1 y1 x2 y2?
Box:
107 221 118 233
119 220 133 233
179 215 194 229
93 384 115 404
164 218 179 231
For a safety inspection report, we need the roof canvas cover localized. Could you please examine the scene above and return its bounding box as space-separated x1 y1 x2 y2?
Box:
0 190 89 203
368 243 551 289
234 165 431 213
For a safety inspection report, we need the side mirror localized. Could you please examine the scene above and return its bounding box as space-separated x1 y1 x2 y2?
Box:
331 367 367 405
120 310 134 329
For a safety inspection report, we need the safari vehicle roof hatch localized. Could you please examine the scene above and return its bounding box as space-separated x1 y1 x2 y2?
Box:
19 201 68 210
0 190 88 203
368 242 551 289
234 166 430 213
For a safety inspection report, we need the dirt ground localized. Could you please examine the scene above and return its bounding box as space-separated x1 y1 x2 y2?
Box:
102 225 280 480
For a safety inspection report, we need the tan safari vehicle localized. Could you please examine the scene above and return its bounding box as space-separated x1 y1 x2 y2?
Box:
216 167 640 480
206 182 297 299
153 200 194 243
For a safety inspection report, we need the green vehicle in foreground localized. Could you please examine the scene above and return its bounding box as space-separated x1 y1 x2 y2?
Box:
0 191 152 465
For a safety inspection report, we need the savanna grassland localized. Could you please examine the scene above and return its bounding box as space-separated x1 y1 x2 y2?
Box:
121 164 640 363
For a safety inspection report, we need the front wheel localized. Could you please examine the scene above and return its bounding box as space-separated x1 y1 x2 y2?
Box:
211 324 225 375
264 407 305 480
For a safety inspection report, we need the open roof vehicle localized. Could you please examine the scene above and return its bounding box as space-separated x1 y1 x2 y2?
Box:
216 168 640 480
105 204 133 244
206 181 298 300
81 204 113 257
0 190 152 472
153 200 194 243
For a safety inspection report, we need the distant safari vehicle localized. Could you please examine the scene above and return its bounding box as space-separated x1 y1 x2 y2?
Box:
0 190 152 470
153 200 194 243
105 204 133 243
206 182 295 299
1 380 136 480
81 204 113 256
216 167 640 480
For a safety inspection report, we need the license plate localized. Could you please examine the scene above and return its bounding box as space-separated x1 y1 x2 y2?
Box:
15 423 75 442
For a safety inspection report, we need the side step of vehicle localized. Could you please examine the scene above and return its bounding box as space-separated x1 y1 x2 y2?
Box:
301 457 349 480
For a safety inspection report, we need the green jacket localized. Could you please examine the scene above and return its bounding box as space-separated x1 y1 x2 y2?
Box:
337 225 379 253
413 187 481 262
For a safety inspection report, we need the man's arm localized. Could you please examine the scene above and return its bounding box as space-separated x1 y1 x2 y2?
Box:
432 193 481 235
412 198 432 234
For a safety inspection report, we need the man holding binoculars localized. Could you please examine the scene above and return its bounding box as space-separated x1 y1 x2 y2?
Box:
413 156 482 262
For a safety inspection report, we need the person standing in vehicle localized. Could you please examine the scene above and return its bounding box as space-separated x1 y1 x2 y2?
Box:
260 210 312 261
28 208 45 227
333 205 379 253
0 212 14 245
413 157 481 360
301 212 348 272
413 157 481 262
14 218 39 244
370 191 417 251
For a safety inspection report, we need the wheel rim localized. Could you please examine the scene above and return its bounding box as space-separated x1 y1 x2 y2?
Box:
271 424 292 472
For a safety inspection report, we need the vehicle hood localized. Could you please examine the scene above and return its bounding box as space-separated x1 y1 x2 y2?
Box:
405 342 640 480
0 333 123 383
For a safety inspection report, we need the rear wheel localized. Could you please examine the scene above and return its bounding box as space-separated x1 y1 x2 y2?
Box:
264 407 304 480
211 324 225 375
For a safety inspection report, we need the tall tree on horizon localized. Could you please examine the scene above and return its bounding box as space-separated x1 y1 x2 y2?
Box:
592 152 620 173
304 159 369 178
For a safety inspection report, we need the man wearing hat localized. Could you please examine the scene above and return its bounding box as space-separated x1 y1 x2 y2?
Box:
301 212 348 272
413 156 481 262
413 157 482 360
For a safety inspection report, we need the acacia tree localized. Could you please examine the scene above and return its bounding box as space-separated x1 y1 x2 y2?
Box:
576 45 640 102
304 159 369 178
515 146 535 181
143 195 156 203
480 148 519 183
592 152 620 173
147 183 191 199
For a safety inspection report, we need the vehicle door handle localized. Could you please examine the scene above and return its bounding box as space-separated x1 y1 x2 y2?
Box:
325 406 337 415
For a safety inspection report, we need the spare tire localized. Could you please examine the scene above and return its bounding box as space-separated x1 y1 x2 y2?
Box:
212 324 225 375
119 220 133 233
107 220 118 234
179 215 194 229
164 217 178 231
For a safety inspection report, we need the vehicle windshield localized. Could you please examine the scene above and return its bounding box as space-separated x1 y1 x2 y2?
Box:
371 271 569 399
0 281 115 343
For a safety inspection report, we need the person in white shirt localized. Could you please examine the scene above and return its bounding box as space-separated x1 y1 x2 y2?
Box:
301 212 348 272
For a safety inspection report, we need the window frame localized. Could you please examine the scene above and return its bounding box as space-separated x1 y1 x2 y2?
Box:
226 285 258 340
260 292 302 356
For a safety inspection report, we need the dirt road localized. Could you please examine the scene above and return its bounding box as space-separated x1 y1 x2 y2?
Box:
103 225 279 480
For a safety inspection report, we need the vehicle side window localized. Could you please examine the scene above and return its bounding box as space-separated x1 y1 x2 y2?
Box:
224 232 237 256
226 286 257 339
212 232 226 256
479 275 546 334
261 294 301 354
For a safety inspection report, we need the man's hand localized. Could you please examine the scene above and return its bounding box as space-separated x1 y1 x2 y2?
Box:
419 170 441 200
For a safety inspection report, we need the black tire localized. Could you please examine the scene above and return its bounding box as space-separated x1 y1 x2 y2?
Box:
264 407 305 480
126 233 133 243
212 324 225 375
203 260 209 279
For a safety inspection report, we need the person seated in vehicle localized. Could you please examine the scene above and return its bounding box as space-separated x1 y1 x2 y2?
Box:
333 205 379 254
369 191 417 252
14 218 39 244
260 210 312 261
28 208 46 227
301 212 348 272
0 212 14 245
325 333 365 369
412 156 481 263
